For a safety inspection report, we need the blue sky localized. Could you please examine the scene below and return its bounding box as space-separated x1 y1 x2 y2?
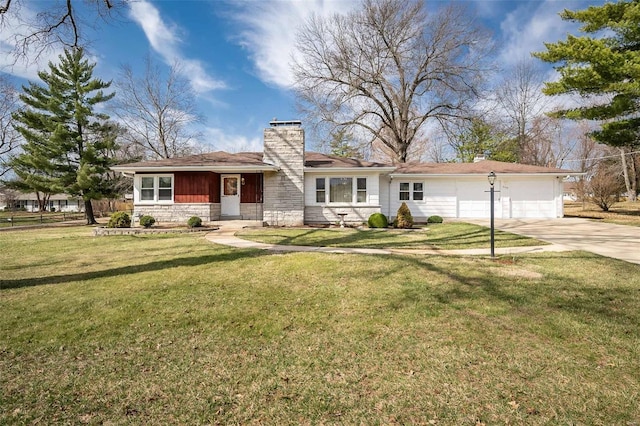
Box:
0 0 604 153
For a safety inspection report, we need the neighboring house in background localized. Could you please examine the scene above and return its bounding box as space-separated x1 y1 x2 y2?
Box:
0 191 83 212
563 181 579 202
112 120 583 226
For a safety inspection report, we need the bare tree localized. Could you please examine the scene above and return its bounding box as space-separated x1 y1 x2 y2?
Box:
293 0 493 163
0 75 20 177
113 57 204 160
0 0 126 62
494 60 550 163
589 161 625 211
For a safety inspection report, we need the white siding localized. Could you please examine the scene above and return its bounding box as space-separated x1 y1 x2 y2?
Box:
505 178 560 218
388 175 563 220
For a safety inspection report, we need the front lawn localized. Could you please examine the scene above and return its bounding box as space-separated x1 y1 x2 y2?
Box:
237 222 546 250
1 227 638 424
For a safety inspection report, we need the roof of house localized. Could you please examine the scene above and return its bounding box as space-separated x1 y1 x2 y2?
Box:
392 160 579 176
112 152 581 176
113 151 270 169
304 152 394 169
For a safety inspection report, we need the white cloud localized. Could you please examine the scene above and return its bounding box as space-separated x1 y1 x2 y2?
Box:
229 0 356 89
198 126 263 153
498 0 588 67
0 5 64 81
128 0 225 94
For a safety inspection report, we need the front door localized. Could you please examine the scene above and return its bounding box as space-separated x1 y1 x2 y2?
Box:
221 174 240 216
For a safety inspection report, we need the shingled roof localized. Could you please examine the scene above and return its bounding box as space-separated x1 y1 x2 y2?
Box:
112 151 579 175
304 152 394 169
111 151 279 172
392 160 577 175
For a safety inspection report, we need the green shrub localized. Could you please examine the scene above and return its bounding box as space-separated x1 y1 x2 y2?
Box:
187 216 202 228
427 215 443 224
395 202 414 229
107 211 131 228
367 212 388 228
139 215 156 228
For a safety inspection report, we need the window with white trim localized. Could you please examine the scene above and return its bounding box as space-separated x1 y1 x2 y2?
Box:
316 178 326 203
138 175 174 203
330 177 352 203
399 182 424 201
413 183 424 201
314 177 368 204
357 178 367 202
399 182 410 200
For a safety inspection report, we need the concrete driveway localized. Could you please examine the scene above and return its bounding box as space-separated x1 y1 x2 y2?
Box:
466 218 640 265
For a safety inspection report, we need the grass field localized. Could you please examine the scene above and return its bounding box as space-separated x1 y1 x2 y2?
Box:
236 222 546 250
565 200 640 226
1 226 639 424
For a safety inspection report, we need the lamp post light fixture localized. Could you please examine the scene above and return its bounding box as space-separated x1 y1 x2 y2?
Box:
488 171 496 258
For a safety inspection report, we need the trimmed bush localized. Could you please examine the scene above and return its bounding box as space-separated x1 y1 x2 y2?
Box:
139 215 156 228
427 215 443 224
367 213 388 228
395 202 414 229
107 211 131 228
187 216 202 228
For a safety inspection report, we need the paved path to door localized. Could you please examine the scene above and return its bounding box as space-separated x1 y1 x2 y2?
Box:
465 218 640 265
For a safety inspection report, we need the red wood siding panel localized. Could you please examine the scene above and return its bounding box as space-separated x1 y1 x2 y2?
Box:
175 172 216 203
240 173 263 203
210 173 220 203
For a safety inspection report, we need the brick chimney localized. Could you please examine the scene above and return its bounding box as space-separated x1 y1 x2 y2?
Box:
262 120 305 226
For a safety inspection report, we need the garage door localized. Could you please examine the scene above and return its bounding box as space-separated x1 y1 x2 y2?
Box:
457 180 494 218
509 180 556 218
425 181 457 217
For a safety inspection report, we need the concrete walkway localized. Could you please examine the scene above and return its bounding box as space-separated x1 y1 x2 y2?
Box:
204 221 570 257
466 218 640 265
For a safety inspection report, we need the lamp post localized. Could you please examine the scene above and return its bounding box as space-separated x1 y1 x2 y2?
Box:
488 171 496 258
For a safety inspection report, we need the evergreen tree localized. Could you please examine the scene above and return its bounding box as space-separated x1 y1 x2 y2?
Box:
329 128 360 158
534 1 640 147
10 48 117 224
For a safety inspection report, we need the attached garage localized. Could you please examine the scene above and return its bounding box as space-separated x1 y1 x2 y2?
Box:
386 160 579 220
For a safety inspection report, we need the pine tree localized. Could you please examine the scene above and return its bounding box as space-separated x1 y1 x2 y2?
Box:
10 48 117 224
535 1 640 147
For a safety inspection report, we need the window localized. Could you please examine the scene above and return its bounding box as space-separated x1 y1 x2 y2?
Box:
138 175 173 203
159 177 173 200
316 178 326 203
413 183 424 201
141 177 154 201
315 176 368 204
399 182 410 200
357 178 367 203
330 177 353 203
399 182 424 201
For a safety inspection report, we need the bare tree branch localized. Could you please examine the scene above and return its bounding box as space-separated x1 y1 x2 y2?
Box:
0 75 21 177
0 0 125 62
112 56 204 160
293 0 494 163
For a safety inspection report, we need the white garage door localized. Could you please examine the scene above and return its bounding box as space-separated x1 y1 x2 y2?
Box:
457 180 494 218
425 181 457 217
509 180 556 218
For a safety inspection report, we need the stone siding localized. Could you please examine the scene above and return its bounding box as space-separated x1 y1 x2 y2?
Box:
240 203 263 221
263 126 305 226
304 206 382 225
134 203 219 224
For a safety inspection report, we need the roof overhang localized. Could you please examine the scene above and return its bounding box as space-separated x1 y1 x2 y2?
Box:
111 164 280 174
305 167 396 173
389 172 586 178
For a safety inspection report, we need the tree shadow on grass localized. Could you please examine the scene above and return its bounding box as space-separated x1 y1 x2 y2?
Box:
371 251 640 335
0 248 270 291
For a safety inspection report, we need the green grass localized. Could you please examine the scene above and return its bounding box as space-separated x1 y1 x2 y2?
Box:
236 222 546 250
1 227 639 424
